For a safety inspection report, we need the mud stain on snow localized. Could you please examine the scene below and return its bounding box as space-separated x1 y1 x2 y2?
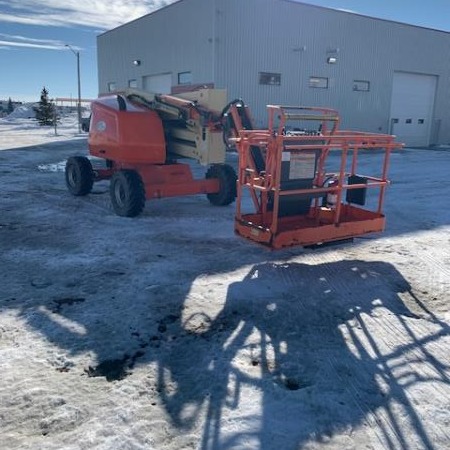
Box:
52 297 85 313
85 349 146 382
85 357 130 382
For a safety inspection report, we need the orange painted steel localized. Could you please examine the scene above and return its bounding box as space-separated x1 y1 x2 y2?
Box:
89 96 166 164
94 163 220 200
136 163 218 199
89 94 222 201
234 105 403 249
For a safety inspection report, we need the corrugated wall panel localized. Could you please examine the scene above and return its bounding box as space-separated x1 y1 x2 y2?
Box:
214 0 450 144
97 0 450 145
97 0 215 94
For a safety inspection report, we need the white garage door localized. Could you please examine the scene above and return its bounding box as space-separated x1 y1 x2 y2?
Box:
143 73 172 94
390 72 437 147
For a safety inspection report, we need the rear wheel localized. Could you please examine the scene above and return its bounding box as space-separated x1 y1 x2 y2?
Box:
110 170 146 217
65 156 94 196
206 164 237 206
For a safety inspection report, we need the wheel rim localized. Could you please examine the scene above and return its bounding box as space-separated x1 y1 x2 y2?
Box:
114 181 126 208
67 165 78 187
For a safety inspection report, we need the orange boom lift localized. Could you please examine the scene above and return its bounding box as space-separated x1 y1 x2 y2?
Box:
65 89 237 217
65 89 402 249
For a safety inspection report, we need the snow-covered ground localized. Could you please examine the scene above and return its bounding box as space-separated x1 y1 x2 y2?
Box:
0 112 449 450
0 106 87 151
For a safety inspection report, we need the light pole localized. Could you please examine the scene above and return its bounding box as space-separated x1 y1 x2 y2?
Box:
65 44 82 133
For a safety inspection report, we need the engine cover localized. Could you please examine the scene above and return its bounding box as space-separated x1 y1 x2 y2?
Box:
89 95 166 164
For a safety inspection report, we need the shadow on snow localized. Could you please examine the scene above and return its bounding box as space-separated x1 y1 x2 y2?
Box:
8 257 450 450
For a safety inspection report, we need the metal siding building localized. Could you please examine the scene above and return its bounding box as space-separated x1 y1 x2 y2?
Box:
97 0 450 146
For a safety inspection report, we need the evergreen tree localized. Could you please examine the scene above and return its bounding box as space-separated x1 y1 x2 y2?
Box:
7 97 14 114
34 87 56 126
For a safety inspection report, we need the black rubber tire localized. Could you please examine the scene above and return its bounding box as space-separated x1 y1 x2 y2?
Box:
65 156 94 196
222 114 237 151
110 170 146 217
206 164 237 206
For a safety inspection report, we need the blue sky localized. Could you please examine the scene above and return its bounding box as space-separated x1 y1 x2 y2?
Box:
1 0 449 103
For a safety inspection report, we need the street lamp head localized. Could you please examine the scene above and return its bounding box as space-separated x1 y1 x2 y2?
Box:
65 44 78 56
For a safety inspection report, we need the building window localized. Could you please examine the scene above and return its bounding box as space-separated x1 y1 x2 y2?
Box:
107 82 116 92
259 72 281 86
178 71 192 85
353 80 370 92
128 79 137 88
309 77 328 89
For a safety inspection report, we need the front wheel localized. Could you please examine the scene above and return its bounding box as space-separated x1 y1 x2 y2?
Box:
206 164 237 206
65 156 94 196
110 170 146 217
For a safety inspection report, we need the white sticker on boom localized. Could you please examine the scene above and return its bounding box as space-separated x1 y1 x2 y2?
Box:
289 153 316 179
282 152 291 161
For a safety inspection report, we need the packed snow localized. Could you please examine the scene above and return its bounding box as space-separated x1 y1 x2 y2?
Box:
0 105 88 151
0 109 449 450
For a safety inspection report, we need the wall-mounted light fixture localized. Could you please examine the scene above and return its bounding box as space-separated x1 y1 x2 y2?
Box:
133 59 141 66
327 56 337 64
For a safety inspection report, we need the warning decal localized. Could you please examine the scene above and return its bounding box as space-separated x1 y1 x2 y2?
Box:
289 152 316 179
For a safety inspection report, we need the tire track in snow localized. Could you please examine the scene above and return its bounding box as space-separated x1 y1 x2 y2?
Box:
275 250 450 448
340 311 450 447
322 249 450 446
309 252 414 448
262 253 405 448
